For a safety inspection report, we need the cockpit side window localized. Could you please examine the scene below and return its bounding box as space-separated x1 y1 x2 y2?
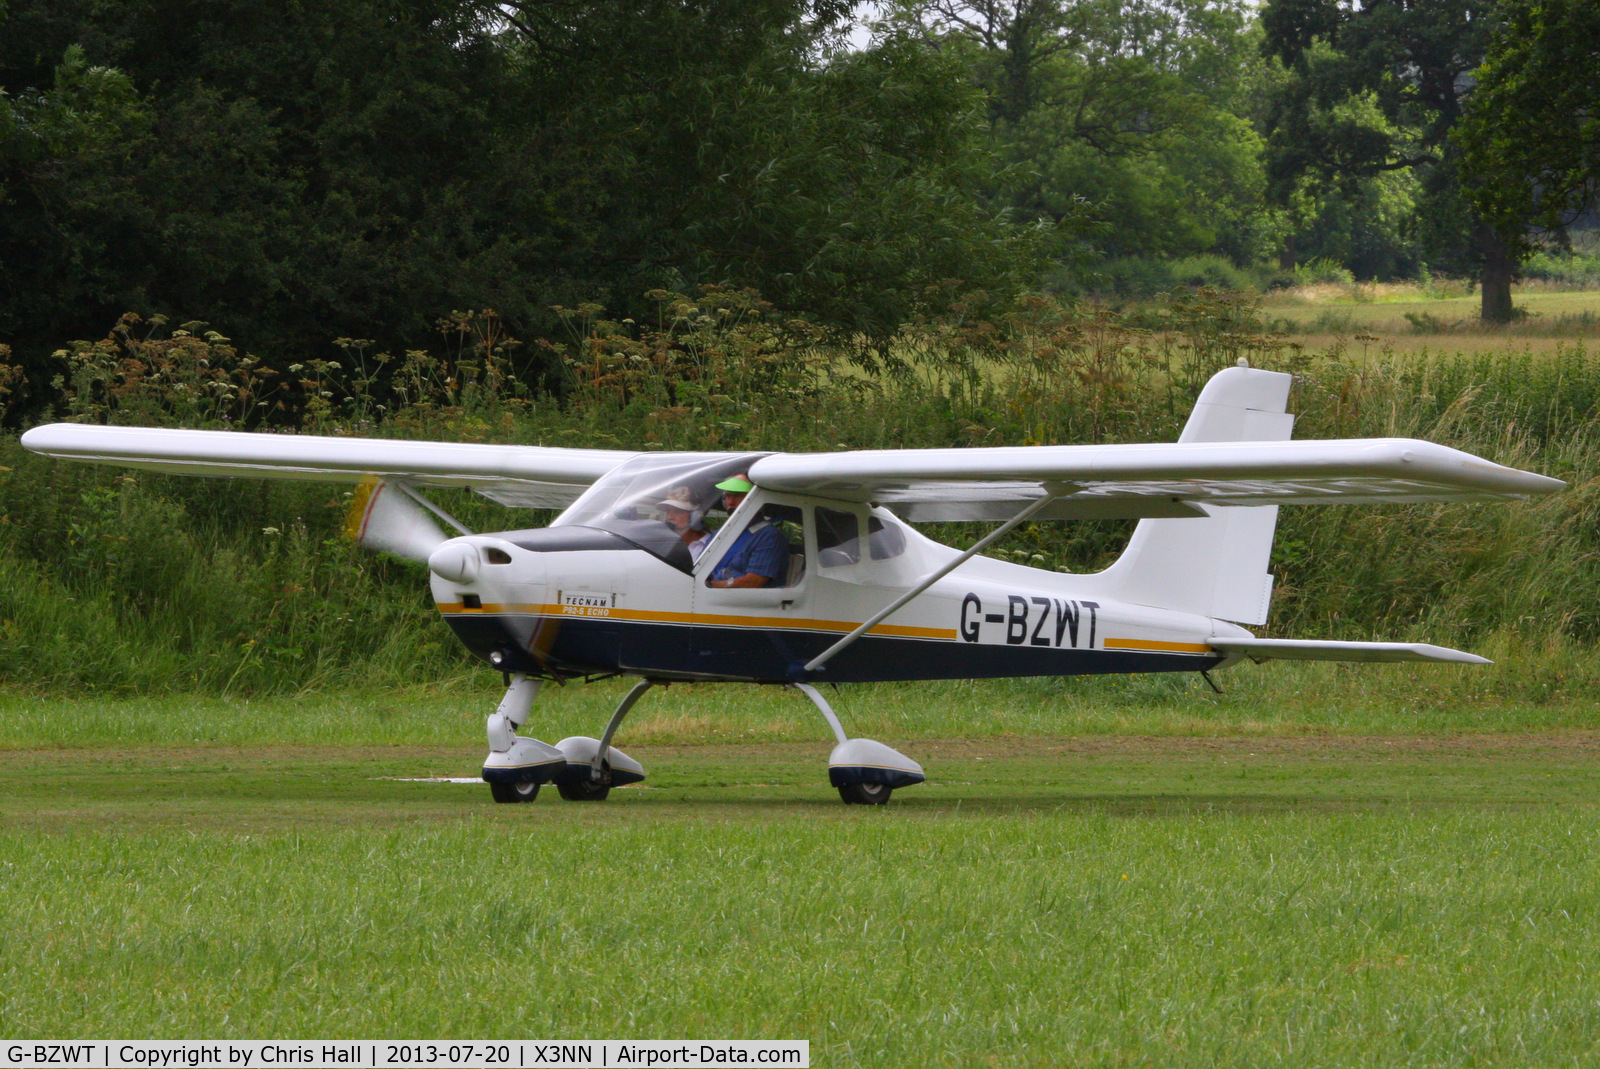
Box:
815 507 861 567
707 502 804 588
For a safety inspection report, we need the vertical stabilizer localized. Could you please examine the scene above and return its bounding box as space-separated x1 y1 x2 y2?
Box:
1100 367 1293 625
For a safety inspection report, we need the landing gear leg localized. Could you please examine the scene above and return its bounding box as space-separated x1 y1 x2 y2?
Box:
594 679 653 780
791 682 925 805
793 682 848 747
481 673 565 803
487 674 541 750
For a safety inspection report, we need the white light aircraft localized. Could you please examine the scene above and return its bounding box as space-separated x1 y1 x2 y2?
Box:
22 366 1563 804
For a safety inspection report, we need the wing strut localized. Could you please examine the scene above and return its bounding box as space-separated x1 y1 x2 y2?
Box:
803 486 1066 674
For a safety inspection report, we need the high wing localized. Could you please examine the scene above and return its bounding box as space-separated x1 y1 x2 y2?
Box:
22 424 1563 519
748 439 1565 520
19 424 638 509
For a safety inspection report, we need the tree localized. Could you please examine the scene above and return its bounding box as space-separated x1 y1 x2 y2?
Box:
486 2 1044 347
677 36 1048 344
0 0 1038 394
1260 0 1518 321
0 0 538 383
1456 0 1600 252
0 44 151 358
883 0 1277 265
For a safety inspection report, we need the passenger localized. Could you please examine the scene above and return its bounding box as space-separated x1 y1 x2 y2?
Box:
706 473 789 588
659 486 712 562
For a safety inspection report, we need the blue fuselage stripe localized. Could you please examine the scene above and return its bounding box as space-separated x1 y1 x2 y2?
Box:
442 613 1221 683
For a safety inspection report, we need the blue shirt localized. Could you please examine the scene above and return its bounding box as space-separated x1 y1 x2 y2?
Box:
710 520 790 585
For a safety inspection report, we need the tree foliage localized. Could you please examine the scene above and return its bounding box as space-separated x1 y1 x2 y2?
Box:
3 0 1590 382
884 0 1279 266
0 42 151 353
1259 0 1518 320
1456 0 1600 250
0 0 1037 403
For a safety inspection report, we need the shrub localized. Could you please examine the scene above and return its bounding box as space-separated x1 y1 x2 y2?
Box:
1168 255 1251 291
1293 257 1355 286
1521 250 1600 288
1051 256 1177 298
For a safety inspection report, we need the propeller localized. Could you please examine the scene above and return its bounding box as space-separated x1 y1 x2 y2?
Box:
345 478 450 563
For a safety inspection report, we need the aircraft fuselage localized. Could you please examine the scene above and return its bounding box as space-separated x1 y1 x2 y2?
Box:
432 502 1245 684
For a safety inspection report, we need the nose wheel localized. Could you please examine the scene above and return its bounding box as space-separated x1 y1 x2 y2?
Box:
489 780 540 804
480 676 651 804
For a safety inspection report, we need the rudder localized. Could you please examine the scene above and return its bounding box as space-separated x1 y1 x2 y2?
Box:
1099 366 1293 625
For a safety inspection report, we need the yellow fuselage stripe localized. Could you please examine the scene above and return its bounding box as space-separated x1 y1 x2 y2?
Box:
1103 637 1214 654
439 604 1215 653
436 602 956 641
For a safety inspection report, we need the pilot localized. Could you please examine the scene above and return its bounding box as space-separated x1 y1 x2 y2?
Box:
659 486 712 562
707 473 788 588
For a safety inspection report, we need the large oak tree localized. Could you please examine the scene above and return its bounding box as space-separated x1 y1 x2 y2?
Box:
1260 0 1517 321
1456 0 1600 253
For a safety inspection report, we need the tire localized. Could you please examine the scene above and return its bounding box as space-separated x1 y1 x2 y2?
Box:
557 777 611 802
489 780 540 804
838 782 891 806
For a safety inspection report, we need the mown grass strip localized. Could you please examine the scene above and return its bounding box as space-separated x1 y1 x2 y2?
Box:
4 734 1600 1065
3 663 1599 753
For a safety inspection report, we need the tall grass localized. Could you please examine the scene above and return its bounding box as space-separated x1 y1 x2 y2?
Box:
5 291 1596 697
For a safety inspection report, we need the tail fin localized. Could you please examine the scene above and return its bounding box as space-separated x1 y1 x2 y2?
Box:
1100 366 1294 625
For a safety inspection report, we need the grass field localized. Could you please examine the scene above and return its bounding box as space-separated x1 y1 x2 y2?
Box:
5 679 1600 1066
5 292 1599 1062
1259 287 1600 357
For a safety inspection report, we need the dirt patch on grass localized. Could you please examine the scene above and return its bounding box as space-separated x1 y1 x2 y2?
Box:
914 731 1600 759
4 732 1596 779
4 733 1596 834
639 731 1600 762
0 743 471 769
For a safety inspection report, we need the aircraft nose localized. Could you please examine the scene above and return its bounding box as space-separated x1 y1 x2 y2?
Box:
428 539 480 583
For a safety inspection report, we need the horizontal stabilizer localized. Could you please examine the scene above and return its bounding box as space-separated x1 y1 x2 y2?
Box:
1210 637 1490 665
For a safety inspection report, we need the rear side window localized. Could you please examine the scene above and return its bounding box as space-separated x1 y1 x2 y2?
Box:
815 507 860 567
868 515 907 560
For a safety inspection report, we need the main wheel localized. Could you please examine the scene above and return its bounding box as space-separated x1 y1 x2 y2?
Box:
557 777 611 802
838 782 892 806
489 780 540 804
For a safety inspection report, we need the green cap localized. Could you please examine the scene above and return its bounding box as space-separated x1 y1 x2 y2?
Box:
715 475 754 493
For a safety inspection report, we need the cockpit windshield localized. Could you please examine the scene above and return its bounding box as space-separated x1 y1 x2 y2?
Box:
551 452 768 573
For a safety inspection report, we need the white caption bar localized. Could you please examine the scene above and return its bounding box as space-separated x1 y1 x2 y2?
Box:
1 1044 808 1069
